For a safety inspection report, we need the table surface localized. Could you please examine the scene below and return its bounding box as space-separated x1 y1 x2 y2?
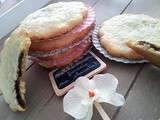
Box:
0 0 160 120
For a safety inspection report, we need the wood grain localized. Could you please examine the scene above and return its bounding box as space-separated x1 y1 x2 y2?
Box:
114 0 160 119
115 65 160 120
0 0 19 15
94 0 132 24
46 0 98 6
123 0 160 18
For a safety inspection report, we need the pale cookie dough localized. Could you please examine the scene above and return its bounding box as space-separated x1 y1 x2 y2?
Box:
98 14 160 60
0 29 31 111
20 1 88 40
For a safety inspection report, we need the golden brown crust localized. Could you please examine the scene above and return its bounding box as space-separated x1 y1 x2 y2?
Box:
100 36 143 60
32 39 91 68
20 2 88 40
30 22 95 51
28 13 87 41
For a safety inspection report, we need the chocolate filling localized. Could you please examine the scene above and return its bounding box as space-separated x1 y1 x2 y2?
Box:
15 51 26 109
138 41 160 51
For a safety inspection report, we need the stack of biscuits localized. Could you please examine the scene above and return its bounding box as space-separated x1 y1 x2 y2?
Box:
0 1 95 111
19 2 95 68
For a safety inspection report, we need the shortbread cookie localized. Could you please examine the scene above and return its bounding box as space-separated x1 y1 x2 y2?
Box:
128 40 160 67
20 2 88 40
30 37 91 68
98 14 160 60
30 7 95 51
0 29 31 111
29 25 92 51
29 36 90 58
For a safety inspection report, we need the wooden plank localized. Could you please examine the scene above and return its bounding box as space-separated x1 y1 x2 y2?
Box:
94 0 132 24
114 0 160 119
0 0 51 40
24 0 143 120
0 0 20 16
123 0 160 18
115 65 160 120
47 0 98 6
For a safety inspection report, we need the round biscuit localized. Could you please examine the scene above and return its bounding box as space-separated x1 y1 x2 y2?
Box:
20 1 88 40
98 14 160 60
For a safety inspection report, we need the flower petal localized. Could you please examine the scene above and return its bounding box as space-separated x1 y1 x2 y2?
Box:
63 89 91 119
76 104 93 120
107 93 125 106
92 73 118 102
95 91 113 103
92 73 118 93
74 77 90 90
74 76 93 98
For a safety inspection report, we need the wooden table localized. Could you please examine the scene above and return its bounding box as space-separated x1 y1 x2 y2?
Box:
0 0 160 120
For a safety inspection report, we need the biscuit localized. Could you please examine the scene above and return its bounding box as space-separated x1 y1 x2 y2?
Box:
29 6 95 51
128 40 160 67
20 2 88 40
29 36 90 58
30 37 91 68
0 29 31 111
98 14 160 60
30 22 95 51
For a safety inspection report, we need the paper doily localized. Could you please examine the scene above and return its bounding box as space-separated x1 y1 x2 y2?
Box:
92 26 148 64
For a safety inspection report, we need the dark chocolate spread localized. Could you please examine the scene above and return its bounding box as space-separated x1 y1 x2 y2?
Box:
15 51 26 109
138 41 160 51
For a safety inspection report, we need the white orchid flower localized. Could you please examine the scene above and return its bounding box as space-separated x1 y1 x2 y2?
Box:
63 73 125 120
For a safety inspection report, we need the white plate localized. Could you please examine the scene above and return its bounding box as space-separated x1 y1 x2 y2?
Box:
92 26 148 64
